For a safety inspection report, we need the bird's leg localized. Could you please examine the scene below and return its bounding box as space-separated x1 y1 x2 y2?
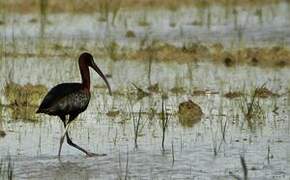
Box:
58 123 71 157
65 131 97 157
58 115 68 158
65 114 105 157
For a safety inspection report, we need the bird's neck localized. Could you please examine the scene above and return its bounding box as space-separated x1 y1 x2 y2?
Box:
80 63 90 91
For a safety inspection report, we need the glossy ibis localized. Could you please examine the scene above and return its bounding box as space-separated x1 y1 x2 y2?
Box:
36 52 112 157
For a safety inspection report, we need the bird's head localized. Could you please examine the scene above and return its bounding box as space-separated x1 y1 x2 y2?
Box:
79 52 112 95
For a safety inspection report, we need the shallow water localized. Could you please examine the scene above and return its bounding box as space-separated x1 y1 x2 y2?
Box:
1 1 290 50
1 2 290 179
0 56 290 179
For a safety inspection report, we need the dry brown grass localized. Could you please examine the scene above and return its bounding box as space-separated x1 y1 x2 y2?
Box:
127 42 205 63
3 82 47 121
126 42 290 67
4 82 47 107
212 46 290 67
224 91 244 99
4 39 290 68
255 87 279 98
1 0 281 13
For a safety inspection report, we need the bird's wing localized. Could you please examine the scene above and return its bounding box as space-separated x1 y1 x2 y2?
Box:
37 83 82 112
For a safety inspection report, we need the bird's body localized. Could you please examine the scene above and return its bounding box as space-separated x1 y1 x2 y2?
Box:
37 83 90 120
36 52 111 157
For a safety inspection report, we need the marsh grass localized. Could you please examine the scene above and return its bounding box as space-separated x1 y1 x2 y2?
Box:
106 110 120 117
4 82 47 107
111 0 122 26
0 36 4 59
171 140 175 166
132 83 150 100
267 145 274 164
160 97 169 151
39 0 48 55
211 100 227 156
132 106 142 148
238 85 266 131
152 42 290 67
125 30 136 38
229 155 248 180
240 155 248 180
4 37 290 68
1 0 280 13
255 87 279 98
147 83 159 93
97 0 121 25
0 112 5 137
4 81 47 121
103 40 120 61
138 13 150 27
98 0 109 22
224 91 244 99
0 157 14 180
117 149 129 180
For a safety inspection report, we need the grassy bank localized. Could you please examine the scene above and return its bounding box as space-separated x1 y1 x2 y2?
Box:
0 0 282 13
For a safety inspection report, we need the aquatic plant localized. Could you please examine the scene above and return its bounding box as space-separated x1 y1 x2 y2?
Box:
97 0 121 25
125 30 136 38
238 85 266 131
103 40 120 61
117 149 129 180
240 155 248 180
0 102 6 137
3 36 290 68
106 109 120 117
98 0 109 22
4 82 47 107
4 81 47 121
111 0 121 26
132 83 150 100
255 87 278 98
0 157 14 180
132 106 142 148
224 91 244 99
138 12 150 27
160 97 169 151
147 83 159 93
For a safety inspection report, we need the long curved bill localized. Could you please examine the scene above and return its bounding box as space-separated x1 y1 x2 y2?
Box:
91 61 112 95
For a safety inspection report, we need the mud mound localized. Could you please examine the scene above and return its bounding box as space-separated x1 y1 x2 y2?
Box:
178 100 203 128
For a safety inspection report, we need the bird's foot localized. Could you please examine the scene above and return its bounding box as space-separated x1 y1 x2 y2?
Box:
86 152 107 157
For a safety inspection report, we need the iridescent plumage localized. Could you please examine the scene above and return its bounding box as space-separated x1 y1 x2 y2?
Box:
37 52 112 157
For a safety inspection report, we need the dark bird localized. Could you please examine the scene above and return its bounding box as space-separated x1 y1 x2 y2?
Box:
36 52 112 157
